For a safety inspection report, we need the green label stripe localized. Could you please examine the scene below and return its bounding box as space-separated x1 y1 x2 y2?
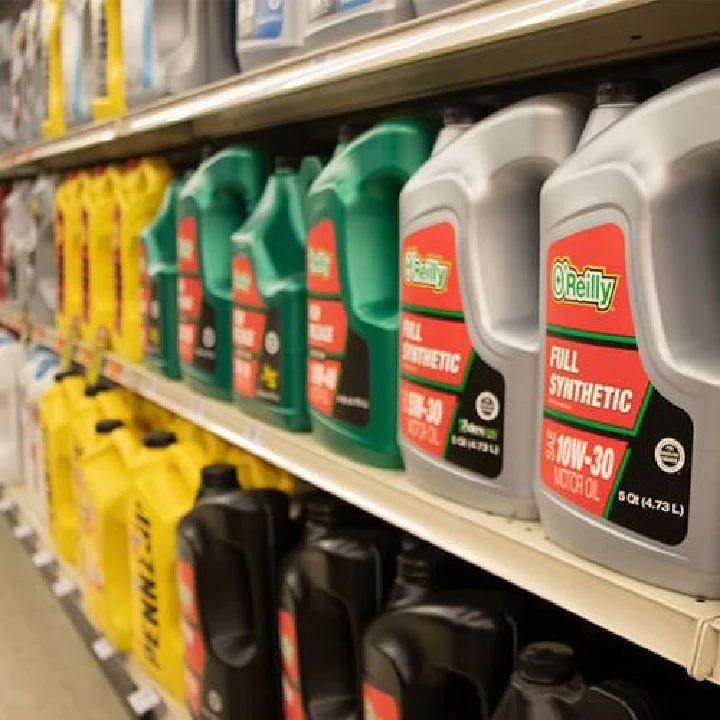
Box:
310 349 345 361
309 290 342 300
546 323 637 346
402 351 475 394
233 302 268 313
604 448 631 518
402 303 464 320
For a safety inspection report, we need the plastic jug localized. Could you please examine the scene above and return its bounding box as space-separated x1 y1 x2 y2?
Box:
81 419 141 650
491 643 661 720
279 502 398 720
112 158 171 362
364 591 521 720
26 174 59 324
63 0 94 126
11 12 29 145
0 21 14 147
304 0 414 53
177 464 297 720
177 146 270 401
224 443 295 492
232 156 324 431
413 0 468 15
0 337 24 486
123 0 237 109
141 179 182 379
536 75 720 597
236 0 306 72
129 430 206 698
91 0 124 120
81 166 124 343
40 369 85 564
306 118 437 468
398 98 588 518
3 180 34 307
25 0 44 142
39 0 65 138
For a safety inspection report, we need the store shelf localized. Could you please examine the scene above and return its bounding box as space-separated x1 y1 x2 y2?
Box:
4 304 720 683
0 484 189 720
2 0 720 176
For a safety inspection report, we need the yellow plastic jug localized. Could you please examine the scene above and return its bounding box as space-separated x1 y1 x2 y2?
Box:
223 443 295 493
80 166 124 343
128 431 206 698
40 370 85 565
40 0 65 138
80 418 140 650
91 0 124 120
54 171 89 331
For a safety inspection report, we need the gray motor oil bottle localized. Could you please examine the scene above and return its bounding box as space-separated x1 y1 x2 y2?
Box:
0 21 14 148
537 72 720 597
236 0 307 73
303 0 414 54
398 96 588 519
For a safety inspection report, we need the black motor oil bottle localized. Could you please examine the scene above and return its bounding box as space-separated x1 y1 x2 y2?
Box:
363 590 521 720
278 500 399 720
176 463 297 720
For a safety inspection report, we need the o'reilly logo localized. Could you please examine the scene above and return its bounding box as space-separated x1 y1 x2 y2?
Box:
404 250 451 293
308 248 331 277
551 257 618 312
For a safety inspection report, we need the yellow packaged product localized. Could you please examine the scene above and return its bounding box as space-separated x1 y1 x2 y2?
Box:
91 0 124 120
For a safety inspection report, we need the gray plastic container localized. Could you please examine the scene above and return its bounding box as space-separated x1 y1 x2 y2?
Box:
236 0 306 72
123 0 236 108
414 0 469 16
537 72 720 598
399 96 588 519
304 0 414 53
11 12 29 145
63 0 94 126
25 0 44 142
0 21 14 148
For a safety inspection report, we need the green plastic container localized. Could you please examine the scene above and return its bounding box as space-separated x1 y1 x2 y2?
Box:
232 156 324 432
140 179 183 379
306 118 438 468
177 147 270 401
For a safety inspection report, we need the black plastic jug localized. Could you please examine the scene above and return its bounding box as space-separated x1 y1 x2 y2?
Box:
491 643 661 720
278 501 399 720
176 464 298 720
364 591 521 720
387 541 450 610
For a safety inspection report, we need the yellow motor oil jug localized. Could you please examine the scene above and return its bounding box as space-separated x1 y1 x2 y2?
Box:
40 0 65 138
136 396 174 430
80 166 124 343
112 158 171 362
129 430 206 698
223 443 294 492
54 171 89 331
91 0 124 120
80 418 140 650
40 369 85 564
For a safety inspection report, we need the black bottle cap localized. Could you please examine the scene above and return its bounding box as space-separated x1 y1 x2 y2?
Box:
396 545 441 586
305 491 345 531
596 80 641 105
518 643 576 685
143 431 177 449
54 369 82 383
275 156 296 171
201 464 239 492
95 419 124 434
443 106 475 126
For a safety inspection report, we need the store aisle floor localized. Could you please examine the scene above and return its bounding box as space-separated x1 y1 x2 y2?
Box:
0 519 129 720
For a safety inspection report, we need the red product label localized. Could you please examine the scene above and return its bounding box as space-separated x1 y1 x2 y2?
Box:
279 608 300 682
364 684 399 720
544 337 650 432
307 220 340 295
400 311 473 389
55 210 65 314
179 323 196 364
307 357 341 417
399 378 456 458
282 677 304 720
233 355 259 398
307 298 347 356
541 417 629 518
138 244 148 283
546 223 632 338
401 222 462 314
233 308 266 354
140 284 150 344
177 217 199 274
81 208 90 322
232 255 265 307
178 276 202 321
185 667 201 718
113 246 123 333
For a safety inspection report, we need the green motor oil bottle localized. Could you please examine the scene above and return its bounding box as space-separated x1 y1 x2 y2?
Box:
232 156 324 432
306 118 438 468
178 147 270 401
140 179 182 380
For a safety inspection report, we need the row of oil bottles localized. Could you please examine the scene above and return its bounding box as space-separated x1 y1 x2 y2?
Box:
4 68 720 601
0 0 467 147
0 331 714 720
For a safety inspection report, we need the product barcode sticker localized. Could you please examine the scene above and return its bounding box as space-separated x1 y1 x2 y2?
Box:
52 578 75 598
13 525 34 540
32 551 54 568
0 498 16 513
127 687 161 716
92 637 115 661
